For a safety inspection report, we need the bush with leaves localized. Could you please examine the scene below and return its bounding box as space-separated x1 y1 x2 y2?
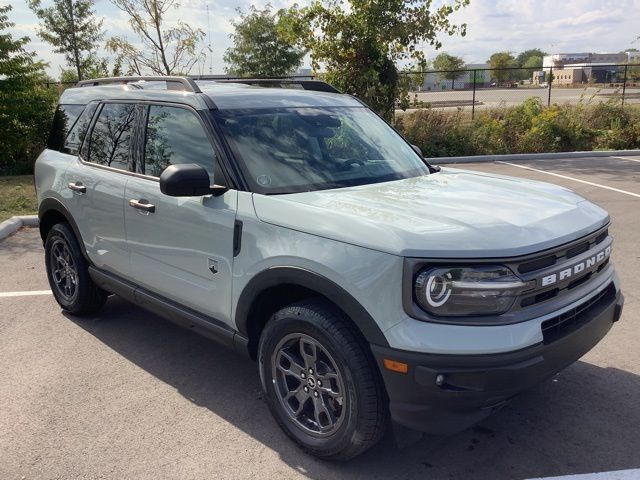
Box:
0 5 57 175
395 97 640 157
394 109 471 158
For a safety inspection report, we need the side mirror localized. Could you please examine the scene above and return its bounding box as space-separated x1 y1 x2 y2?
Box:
159 163 228 197
411 144 441 173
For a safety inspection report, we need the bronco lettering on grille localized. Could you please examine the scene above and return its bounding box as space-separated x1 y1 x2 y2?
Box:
540 245 611 287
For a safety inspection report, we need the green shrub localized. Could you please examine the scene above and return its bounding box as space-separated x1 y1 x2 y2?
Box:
394 108 472 158
394 100 640 157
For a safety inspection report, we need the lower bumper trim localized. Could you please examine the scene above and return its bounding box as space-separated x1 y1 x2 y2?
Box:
373 289 623 435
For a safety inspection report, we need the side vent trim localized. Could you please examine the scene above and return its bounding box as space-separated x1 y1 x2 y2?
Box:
233 220 243 257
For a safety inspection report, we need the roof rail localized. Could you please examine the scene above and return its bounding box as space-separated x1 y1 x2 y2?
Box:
76 76 202 94
193 76 341 94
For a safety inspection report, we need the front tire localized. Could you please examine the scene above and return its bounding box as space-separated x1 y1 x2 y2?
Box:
258 299 388 460
45 223 107 316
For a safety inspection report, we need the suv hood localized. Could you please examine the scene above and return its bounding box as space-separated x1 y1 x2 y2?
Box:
252 168 609 258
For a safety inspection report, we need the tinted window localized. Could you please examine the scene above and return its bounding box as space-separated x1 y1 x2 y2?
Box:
64 102 98 156
87 103 137 170
47 104 85 151
141 106 216 177
214 107 429 194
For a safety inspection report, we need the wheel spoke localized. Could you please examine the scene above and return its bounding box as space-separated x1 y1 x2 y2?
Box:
299 337 317 370
276 350 304 379
312 395 336 431
318 384 342 400
53 268 64 282
284 386 309 416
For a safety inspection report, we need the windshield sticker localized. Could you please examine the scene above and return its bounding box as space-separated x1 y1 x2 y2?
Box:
257 174 272 186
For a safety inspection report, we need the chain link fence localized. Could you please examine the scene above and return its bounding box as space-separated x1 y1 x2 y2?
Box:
400 64 640 119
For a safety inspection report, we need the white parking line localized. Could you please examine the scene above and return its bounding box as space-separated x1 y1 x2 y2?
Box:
0 290 52 298
496 161 640 199
611 156 640 163
528 468 640 479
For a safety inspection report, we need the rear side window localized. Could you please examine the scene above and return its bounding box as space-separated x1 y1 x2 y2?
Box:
47 104 86 152
87 103 137 171
140 105 216 177
64 102 98 156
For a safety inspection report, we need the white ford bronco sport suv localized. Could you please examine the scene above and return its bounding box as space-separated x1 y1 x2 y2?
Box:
35 76 624 460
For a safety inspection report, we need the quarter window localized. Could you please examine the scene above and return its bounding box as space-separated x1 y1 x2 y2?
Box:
141 105 216 178
47 104 86 152
87 103 137 170
64 102 98 155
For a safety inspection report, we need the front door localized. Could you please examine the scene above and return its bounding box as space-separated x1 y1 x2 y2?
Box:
123 104 237 325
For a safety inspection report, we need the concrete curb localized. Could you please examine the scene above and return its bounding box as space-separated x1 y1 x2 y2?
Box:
430 149 640 164
0 215 39 240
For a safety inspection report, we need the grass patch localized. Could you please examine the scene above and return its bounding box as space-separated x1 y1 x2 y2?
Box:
0 175 37 223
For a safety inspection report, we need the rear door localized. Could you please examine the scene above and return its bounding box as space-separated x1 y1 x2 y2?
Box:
123 104 237 325
65 102 140 278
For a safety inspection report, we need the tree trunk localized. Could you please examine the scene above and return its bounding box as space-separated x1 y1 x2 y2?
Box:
151 1 171 74
66 0 83 80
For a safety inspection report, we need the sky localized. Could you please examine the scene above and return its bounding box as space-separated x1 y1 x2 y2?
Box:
6 0 640 78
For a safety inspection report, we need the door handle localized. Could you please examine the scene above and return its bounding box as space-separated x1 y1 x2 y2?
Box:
68 182 86 194
129 198 155 214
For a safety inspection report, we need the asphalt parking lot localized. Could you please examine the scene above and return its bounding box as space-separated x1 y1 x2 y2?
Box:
1 155 639 480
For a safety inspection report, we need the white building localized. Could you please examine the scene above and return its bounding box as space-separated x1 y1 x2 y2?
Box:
542 52 636 68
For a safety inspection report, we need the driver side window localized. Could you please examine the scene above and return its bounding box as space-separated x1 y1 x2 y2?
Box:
140 105 217 178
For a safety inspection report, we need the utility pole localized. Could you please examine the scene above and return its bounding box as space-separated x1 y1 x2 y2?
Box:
206 4 213 74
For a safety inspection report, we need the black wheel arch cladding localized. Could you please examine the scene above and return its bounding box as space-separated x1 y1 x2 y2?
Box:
236 266 389 349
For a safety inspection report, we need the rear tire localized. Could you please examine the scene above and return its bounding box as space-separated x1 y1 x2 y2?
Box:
258 299 388 460
45 223 107 316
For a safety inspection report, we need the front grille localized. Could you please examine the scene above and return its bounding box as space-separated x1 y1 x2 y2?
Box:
540 283 615 344
518 228 608 274
514 226 611 310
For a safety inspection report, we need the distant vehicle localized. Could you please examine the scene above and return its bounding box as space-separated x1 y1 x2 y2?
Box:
539 82 549 88
490 81 518 88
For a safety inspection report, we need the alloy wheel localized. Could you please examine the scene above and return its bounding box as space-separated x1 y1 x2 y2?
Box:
271 333 346 437
50 238 78 300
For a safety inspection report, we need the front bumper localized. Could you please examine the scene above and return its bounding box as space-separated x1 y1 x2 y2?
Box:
372 286 624 435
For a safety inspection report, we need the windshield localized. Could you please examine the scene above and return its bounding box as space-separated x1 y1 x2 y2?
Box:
213 107 430 194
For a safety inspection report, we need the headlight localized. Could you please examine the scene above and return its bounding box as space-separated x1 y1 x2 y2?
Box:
414 265 531 317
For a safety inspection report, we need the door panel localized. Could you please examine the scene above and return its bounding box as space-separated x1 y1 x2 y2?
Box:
124 177 238 324
124 103 237 325
64 160 129 276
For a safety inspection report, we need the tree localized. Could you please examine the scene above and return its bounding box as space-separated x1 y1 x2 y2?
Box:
224 6 306 77
522 55 543 69
107 0 204 75
513 48 546 80
488 52 516 83
28 0 103 81
432 52 466 84
281 0 469 120
516 48 546 68
0 5 56 174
